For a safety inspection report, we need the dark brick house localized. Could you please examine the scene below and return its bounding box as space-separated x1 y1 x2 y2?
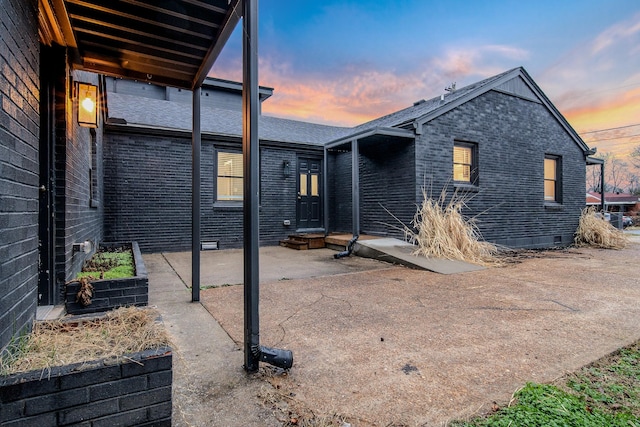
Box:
104 67 591 251
1 0 591 357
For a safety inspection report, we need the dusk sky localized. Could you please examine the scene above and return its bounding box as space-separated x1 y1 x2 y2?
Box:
210 0 640 161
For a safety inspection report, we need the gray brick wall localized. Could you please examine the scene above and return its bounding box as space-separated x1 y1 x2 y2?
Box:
327 150 353 233
0 346 172 426
55 70 105 293
360 139 416 238
414 90 586 248
103 129 322 252
0 0 39 352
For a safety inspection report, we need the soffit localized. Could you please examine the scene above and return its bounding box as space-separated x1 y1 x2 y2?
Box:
55 0 241 89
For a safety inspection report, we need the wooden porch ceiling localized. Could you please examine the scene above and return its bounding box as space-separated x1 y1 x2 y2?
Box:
54 0 241 89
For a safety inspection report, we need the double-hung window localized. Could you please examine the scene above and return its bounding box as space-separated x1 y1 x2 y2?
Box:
453 141 478 185
544 155 561 203
217 151 243 201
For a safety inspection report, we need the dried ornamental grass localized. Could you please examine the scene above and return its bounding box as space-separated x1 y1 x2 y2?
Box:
0 307 170 376
405 188 499 266
574 206 628 249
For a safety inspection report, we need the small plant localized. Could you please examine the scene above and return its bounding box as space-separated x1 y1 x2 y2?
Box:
0 332 33 376
77 246 135 280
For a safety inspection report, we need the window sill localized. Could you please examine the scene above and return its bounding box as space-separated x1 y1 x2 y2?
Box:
453 183 479 192
544 202 564 211
213 201 242 209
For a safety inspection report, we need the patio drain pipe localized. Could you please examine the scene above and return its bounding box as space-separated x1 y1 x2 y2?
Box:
334 235 359 259
253 345 294 369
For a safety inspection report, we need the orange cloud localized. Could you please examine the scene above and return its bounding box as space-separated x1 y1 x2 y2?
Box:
564 87 640 157
211 44 529 127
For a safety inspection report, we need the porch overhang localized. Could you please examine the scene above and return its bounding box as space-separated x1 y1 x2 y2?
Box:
325 127 415 150
586 156 604 165
40 0 241 90
323 127 415 237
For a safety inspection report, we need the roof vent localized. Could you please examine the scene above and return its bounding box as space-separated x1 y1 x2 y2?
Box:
413 99 426 106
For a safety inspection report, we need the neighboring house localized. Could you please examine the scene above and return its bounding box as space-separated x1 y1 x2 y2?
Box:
587 192 640 214
104 67 591 251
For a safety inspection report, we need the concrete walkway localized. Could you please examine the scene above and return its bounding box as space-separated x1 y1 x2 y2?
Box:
145 253 280 426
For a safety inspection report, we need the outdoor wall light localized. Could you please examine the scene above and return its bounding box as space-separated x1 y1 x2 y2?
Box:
77 82 98 128
283 160 290 177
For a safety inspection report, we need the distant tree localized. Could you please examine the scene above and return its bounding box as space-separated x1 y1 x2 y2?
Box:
587 152 638 194
631 145 640 170
586 162 602 192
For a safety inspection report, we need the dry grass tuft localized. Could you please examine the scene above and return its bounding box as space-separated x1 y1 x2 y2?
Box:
1 306 170 376
402 187 499 266
574 206 628 249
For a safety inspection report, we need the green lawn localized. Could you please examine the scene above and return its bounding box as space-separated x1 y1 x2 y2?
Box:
452 340 640 427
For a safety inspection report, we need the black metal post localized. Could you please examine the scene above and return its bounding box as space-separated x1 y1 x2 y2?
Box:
323 146 329 233
192 87 201 302
352 139 360 236
242 0 260 373
600 163 605 213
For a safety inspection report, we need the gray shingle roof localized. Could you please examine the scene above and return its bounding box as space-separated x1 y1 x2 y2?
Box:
107 92 350 145
349 68 517 133
107 67 586 152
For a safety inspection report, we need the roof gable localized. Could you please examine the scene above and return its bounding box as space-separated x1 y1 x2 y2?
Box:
412 67 589 152
338 67 589 154
494 75 539 102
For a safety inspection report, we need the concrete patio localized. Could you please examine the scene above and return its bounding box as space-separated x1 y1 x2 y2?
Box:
146 237 640 426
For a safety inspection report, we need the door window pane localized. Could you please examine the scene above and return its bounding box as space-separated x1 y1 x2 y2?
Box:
299 174 307 196
311 174 319 196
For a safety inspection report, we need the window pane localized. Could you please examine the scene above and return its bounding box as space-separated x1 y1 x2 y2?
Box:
217 152 243 200
300 174 307 196
218 152 243 178
217 177 243 200
454 146 471 164
544 180 556 200
311 174 319 196
544 158 556 180
453 164 471 182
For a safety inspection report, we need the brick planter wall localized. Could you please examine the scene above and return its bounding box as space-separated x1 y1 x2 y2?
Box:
65 242 148 315
0 346 172 427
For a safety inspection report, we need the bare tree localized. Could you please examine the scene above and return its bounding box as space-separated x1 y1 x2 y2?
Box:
588 152 638 193
631 145 640 170
586 162 602 192
609 156 630 193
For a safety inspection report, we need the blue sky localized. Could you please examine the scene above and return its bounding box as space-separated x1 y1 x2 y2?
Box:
211 0 640 158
